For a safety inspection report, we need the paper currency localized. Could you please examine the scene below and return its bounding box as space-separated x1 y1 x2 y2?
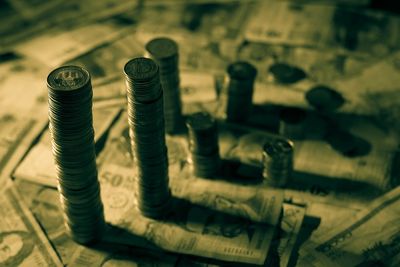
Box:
15 180 80 266
0 186 62 267
0 57 48 117
68 244 178 267
237 41 376 86
68 35 144 86
13 106 121 187
97 113 283 225
15 21 134 67
6 0 64 20
136 1 253 42
245 1 400 54
277 204 306 267
87 112 283 265
0 58 51 188
218 123 394 207
303 185 400 267
99 163 277 265
174 203 306 267
170 173 283 225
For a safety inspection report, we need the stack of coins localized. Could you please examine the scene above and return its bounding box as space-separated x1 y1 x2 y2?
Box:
279 107 306 140
145 37 183 134
262 138 294 187
226 61 257 122
186 112 220 178
47 65 105 244
124 57 171 219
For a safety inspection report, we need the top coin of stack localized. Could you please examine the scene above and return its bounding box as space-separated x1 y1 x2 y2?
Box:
124 57 172 219
262 138 294 187
226 61 257 122
145 37 183 134
47 65 105 244
186 112 220 178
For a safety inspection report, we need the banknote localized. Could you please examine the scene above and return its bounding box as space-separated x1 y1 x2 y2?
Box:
0 0 139 50
277 204 306 267
15 179 176 267
0 185 62 267
0 58 49 185
245 1 400 54
302 185 400 267
0 115 47 189
68 243 178 267
13 106 121 187
0 59 50 186
100 164 277 265
68 32 218 104
237 41 376 86
218 121 397 203
97 114 283 225
171 203 306 267
136 1 254 43
0 57 49 117
89 69 217 106
6 0 64 20
67 35 144 87
91 113 283 265
15 21 134 67
15 180 80 266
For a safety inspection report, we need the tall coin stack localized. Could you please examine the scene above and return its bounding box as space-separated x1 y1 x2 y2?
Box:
262 138 294 187
47 66 105 244
186 112 220 178
226 61 257 122
145 37 183 134
124 57 171 219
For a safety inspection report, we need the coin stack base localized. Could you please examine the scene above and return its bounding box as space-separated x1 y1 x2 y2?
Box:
186 112 220 178
262 138 294 188
47 65 105 244
124 57 172 219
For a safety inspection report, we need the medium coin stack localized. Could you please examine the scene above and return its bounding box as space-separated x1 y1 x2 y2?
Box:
145 37 183 134
124 57 171 219
226 61 257 122
262 138 294 187
279 107 306 140
47 65 105 244
186 112 220 178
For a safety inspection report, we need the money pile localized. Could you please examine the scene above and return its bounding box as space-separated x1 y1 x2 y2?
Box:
124 57 172 219
145 37 183 134
226 61 257 122
262 138 294 187
47 65 105 244
186 112 220 178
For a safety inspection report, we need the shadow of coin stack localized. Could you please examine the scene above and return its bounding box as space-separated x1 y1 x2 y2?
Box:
186 112 220 178
47 66 105 244
145 37 183 134
124 57 172 219
226 61 257 122
262 138 294 188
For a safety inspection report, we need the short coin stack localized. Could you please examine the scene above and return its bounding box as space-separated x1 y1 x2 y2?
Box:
124 57 171 219
145 37 183 134
47 65 105 244
186 112 220 178
262 138 294 187
226 61 257 122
